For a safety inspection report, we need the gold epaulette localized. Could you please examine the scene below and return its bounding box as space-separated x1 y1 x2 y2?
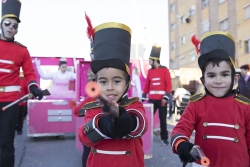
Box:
235 94 250 105
14 41 27 48
83 101 101 110
189 93 205 102
120 97 139 107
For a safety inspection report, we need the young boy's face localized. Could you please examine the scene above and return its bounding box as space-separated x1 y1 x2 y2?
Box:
96 67 129 102
204 61 234 97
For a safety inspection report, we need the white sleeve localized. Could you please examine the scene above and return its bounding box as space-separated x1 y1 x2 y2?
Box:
69 72 76 80
36 65 55 80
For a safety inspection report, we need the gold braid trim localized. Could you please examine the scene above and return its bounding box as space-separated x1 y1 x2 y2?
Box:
120 97 139 108
235 94 250 105
83 101 101 110
189 93 205 102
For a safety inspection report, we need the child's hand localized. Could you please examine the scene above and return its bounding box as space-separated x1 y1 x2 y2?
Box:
177 142 195 163
100 99 119 118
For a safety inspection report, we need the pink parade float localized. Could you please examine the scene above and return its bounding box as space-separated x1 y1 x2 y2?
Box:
27 57 83 137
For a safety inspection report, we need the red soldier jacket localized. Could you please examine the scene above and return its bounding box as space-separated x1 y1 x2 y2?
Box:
73 97 91 117
78 95 148 167
171 93 250 167
0 40 38 102
143 66 172 100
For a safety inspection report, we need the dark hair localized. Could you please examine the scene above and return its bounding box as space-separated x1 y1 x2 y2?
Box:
59 61 67 66
203 59 232 74
240 64 250 71
156 60 160 64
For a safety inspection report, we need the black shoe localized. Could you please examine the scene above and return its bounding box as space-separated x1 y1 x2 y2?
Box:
17 130 22 135
162 139 169 145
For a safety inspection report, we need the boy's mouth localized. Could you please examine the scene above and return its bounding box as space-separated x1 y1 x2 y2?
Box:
107 94 116 100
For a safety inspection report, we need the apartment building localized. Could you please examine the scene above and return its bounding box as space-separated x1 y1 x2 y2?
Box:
168 0 250 69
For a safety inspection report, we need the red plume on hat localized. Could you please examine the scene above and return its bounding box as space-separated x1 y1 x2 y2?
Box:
191 34 200 54
85 12 94 43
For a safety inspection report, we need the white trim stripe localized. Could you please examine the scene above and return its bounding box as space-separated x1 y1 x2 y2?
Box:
28 83 39 88
127 108 146 138
92 114 109 138
152 78 160 81
0 68 12 73
149 90 166 95
0 59 14 64
171 136 189 149
131 116 139 132
152 83 160 85
206 135 236 141
95 149 127 155
0 86 20 92
206 123 237 128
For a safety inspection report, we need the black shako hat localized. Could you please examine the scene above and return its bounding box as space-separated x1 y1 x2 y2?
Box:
198 31 236 71
149 45 161 60
2 0 21 23
90 22 131 76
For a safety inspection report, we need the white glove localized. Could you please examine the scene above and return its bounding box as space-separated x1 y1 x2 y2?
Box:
34 58 41 66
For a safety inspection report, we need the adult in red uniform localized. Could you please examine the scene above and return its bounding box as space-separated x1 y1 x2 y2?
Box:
142 45 172 145
171 32 250 167
0 1 43 167
16 72 29 135
78 22 148 167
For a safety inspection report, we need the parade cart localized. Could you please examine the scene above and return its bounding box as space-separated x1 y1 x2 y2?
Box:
27 57 83 137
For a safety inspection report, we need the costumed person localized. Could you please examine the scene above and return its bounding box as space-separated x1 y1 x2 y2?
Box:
0 0 43 166
34 57 76 100
141 45 172 145
78 21 148 167
171 32 250 167
238 64 250 99
15 72 29 135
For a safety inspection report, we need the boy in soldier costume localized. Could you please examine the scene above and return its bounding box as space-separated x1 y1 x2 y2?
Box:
78 22 148 167
171 31 250 167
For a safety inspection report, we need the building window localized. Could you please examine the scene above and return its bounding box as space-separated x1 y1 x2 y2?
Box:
202 0 209 9
189 52 196 62
181 35 186 44
171 42 176 50
189 8 195 16
171 23 176 31
202 19 210 33
245 39 250 53
171 3 175 12
219 0 226 4
180 56 186 65
181 15 186 23
244 5 250 20
220 18 228 31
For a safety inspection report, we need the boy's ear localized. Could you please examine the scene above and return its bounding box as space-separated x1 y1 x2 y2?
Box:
234 74 240 85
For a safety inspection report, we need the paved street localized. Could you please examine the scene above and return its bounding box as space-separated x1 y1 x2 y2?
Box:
14 119 192 167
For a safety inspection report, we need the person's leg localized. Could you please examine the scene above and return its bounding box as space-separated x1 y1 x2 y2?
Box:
82 145 91 167
0 102 18 167
16 105 25 134
168 103 173 118
157 100 168 144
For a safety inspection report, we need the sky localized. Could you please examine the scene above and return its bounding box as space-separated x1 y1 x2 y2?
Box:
1 0 170 66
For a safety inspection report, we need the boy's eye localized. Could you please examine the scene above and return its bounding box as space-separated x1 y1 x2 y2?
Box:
208 74 214 78
114 80 121 84
222 73 229 77
99 80 106 84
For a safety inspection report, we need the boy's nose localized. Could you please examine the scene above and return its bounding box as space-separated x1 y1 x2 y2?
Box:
107 83 114 91
215 77 222 83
